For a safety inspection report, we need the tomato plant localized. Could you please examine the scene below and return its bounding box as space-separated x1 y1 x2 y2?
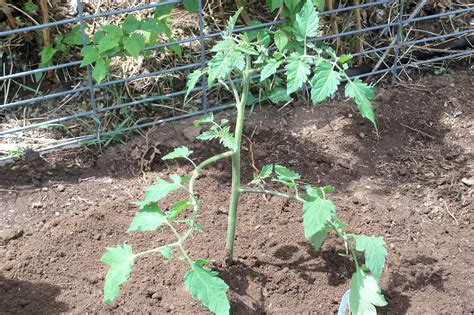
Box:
101 2 387 314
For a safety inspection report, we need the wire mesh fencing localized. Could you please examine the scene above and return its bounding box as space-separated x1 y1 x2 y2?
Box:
0 0 472 165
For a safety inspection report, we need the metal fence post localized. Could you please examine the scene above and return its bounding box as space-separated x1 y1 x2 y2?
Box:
391 0 405 86
197 0 209 110
76 0 101 146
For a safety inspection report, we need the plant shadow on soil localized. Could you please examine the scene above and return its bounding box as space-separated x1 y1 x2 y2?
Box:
0 69 472 313
0 274 69 313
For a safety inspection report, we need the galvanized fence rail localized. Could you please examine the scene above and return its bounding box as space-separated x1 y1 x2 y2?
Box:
0 0 472 164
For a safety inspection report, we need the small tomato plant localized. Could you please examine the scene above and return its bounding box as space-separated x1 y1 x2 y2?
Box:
101 2 387 314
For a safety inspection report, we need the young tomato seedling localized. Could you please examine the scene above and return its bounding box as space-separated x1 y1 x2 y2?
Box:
101 2 388 314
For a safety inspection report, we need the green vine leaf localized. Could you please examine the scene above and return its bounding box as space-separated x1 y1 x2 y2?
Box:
285 52 311 94
295 0 320 41
184 264 230 315
162 146 193 160
98 34 121 54
260 59 282 82
166 200 191 220
159 245 173 260
183 0 199 13
310 61 341 104
101 244 135 304
275 165 300 181
136 177 181 209
123 15 140 33
185 69 203 101
197 126 236 150
303 198 335 238
309 228 327 250
92 58 109 83
80 45 99 67
344 79 377 131
194 112 214 127
128 203 166 232
354 235 388 281
274 30 288 52
268 87 293 104
154 0 175 18
349 268 387 315
124 33 145 59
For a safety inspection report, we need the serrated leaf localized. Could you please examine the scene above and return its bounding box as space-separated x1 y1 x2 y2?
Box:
275 164 300 181
272 177 295 188
338 54 353 64
159 245 173 260
295 0 320 41
123 15 140 33
194 112 214 127
208 49 244 86
274 30 288 52
183 0 198 12
64 26 84 45
251 164 273 185
154 0 175 17
162 146 193 160
268 87 293 104
80 45 99 67
303 198 335 238
101 244 135 304
225 8 243 36
195 258 211 266
270 0 283 11
349 268 387 315
313 0 325 11
309 228 327 250
345 79 377 131
310 61 341 104
124 33 145 59
98 34 121 54
185 69 203 101
101 24 123 36
184 264 230 315
128 203 166 232
197 126 236 150
40 46 56 65
93 59 109 83
354 235 388 281
136 178 181 209
166 199 191 220
284 0 299 12
285 53 311 94
260 59 281 82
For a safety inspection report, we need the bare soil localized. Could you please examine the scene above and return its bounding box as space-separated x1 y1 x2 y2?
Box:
0 69 473 314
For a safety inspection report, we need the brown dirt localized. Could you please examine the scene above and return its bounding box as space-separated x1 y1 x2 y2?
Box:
0 69 473 314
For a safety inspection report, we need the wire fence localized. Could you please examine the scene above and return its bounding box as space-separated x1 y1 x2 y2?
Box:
0 0 473 164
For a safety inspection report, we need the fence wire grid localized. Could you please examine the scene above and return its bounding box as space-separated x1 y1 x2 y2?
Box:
0 0 473 165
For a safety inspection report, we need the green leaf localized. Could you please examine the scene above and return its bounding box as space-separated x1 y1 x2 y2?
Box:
349 268 387 315
197 126 236 150
338 54 353 64
136 177 181 209
354 235 388 281
93 30 105 44
64 26 84 45
284 0 299 13
185 69 203 101
154 0 175 17
159 245 173 260
313 0 325 11
260 59 281 82
24 1 38 13
183 0 198 12
194 112 214 127
40 46 56 65
244 20 264 42
344 79 377 131
101 244 135 304
295 0 320 41
123 15 140 33
285 52 311 94
100 25 123 37
195 258 211 266
302 198 335 238
270 0 283 10
268 87 293 104
166 200 191 220
124 33 145 59
184 264 230 315
80 45 99 67
208 49 244 86
309 228 327 250
98 34 121 54
128 203 166 232
92 58 109 83
274 30 288 52
275 165 300 181
225 8 243 36
251 164 273 185
310 61 341 104
162 146 193 160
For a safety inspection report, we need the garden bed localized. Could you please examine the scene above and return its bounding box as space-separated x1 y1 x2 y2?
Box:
0 69 473 314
